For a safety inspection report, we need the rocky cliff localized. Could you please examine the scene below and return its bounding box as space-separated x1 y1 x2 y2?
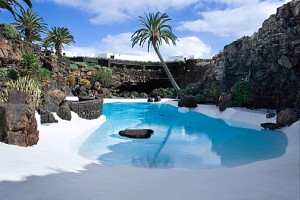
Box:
209 0 300 109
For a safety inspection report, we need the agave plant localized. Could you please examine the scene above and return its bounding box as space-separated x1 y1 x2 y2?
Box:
1 76 42 107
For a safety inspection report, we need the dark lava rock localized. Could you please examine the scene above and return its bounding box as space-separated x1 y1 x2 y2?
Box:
154 96 161 102
40 113 58 124
119 129 154 139
260 123 280 130
178 95 197 108
147 97 154 102
266 113 276 118
277 108 299 127
57 100 72 121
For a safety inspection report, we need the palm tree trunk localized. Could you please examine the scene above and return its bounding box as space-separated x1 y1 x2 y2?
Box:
153 43 182 98
55 43 62 57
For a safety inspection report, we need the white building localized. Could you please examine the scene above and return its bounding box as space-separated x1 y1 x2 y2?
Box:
167 55 195 62
62 50 77 57
96 53 157 62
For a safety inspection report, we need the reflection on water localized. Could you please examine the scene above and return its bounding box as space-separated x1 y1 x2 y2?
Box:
78 103 288 169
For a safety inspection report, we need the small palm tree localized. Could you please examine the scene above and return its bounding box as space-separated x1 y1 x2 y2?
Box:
0 0 32 18
47 26 75 57
40 38 52 52
131 12 182 97
13 9 47 42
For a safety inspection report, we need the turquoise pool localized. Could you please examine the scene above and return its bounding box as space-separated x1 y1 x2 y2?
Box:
78 102 287 169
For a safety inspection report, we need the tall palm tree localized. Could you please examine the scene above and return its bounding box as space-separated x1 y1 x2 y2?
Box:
0 0 32 18
47 26 75 57
13 9 47 42
131 12 182 97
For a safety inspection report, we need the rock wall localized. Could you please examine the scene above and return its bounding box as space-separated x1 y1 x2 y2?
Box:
210 0 300 109
0 90 39 147
0 25 23 65
69 98 103 120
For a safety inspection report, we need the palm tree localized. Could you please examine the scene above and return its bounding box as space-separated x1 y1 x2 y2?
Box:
40 38 52 51
131 12 182 97
13 9 47 42
47 26 75 57
0 0 32 18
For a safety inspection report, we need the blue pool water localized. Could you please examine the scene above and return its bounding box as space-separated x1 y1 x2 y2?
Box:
78 102 287 169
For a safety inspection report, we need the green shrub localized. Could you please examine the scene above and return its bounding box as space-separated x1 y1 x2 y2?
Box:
131 91 139 98
139 92 148 98
232 81 252 106
195 94 205 104
2 24 19 39
59 67 66 74
21 51 40 76
2 76 42 107
183 84 199 96
70 64 78 71
90 67 113 87
151 88 175 98
75 62 88 68
0 68 18 79
36 68 52 81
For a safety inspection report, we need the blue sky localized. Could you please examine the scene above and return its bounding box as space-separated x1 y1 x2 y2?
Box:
0 0 288 61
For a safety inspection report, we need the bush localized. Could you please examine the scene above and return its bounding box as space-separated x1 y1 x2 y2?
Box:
195 94 205 104
0 68 19 80
21 51 40 76
90 67 113 87
183 84 199 96
2 23 19 39
130 91 139 98
70 64 78 71
151 88 175 98
75 62 88 68
2 76 42 107
36 68 52 81
139 93 148 98
232 81 252 106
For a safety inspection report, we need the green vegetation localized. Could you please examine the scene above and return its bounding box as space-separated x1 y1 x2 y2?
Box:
90 67 113 87
47 26 75 57
13 9 48 42
183 83 199 96
195 94 205 104
232 81 252 106
131 91 139 98
2 23 19 39
69 63 78 71
75 62 88 68
36 67 52 81
151 88 175 98
1 76 42 107
21 50 40 76
131 12 181 97
21 50 52 81
0 0 32 17
0 68 19 80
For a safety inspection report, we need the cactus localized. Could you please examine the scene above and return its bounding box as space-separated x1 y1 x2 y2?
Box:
67 74 76 87
80 78 91 89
